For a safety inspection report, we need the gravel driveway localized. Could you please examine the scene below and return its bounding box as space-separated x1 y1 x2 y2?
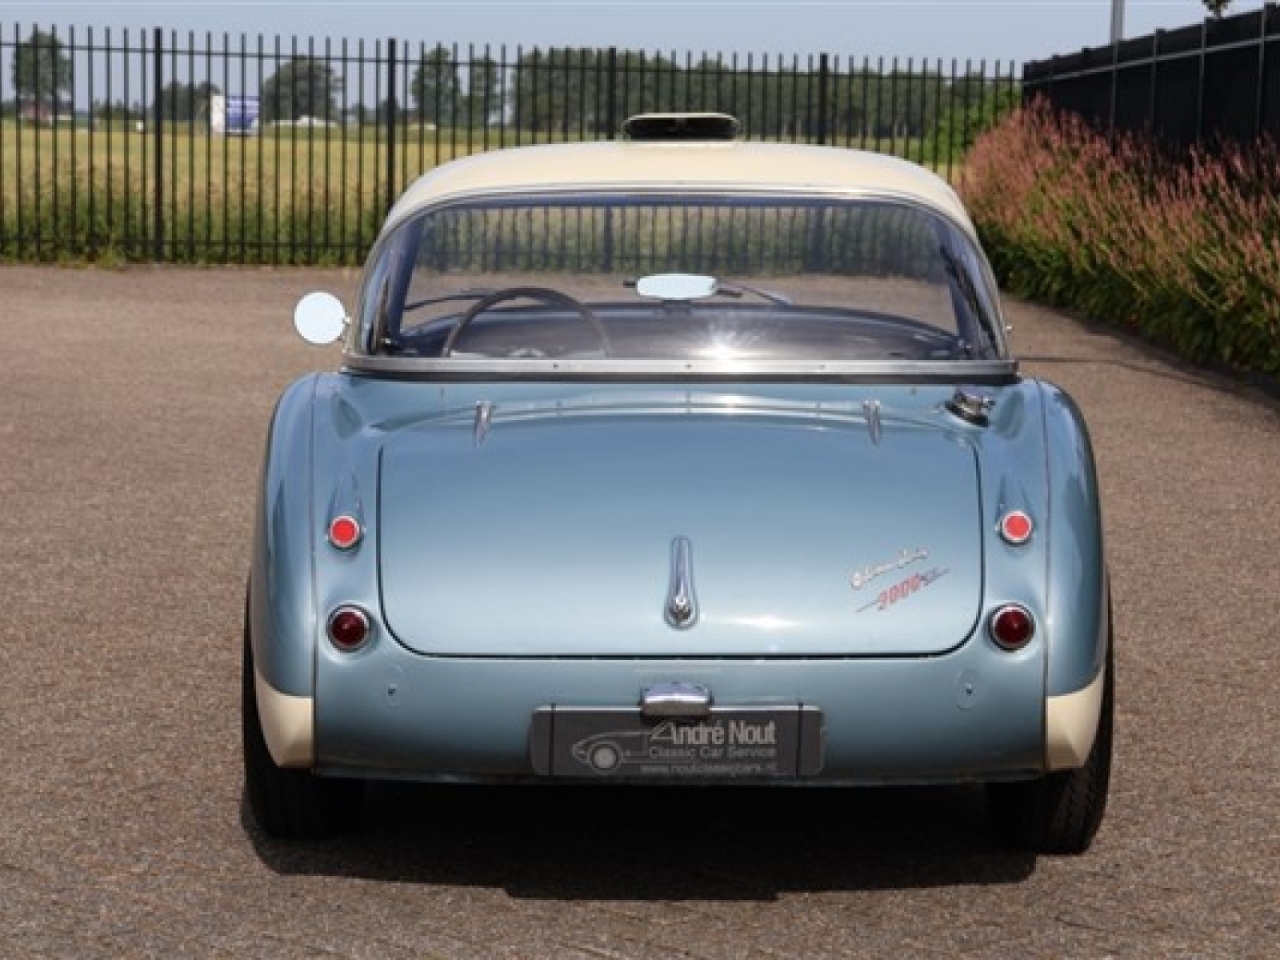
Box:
1 265 1277 958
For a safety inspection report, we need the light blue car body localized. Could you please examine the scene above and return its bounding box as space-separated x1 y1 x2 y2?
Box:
252 374 1105 777
245 120 1110 848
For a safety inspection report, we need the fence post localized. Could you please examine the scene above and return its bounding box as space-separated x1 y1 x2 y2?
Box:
1195 19 1207 143
1256 5 1270 140
1148 31 1161 138
152 27 164 262
606 47 618 139
385 38 397 214
1107 35 1119 136
816 53 829 145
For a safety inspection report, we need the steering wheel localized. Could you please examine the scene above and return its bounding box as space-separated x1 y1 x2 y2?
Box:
440 286 612 357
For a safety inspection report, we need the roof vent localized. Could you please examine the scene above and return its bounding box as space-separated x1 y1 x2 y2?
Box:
622 112 741 141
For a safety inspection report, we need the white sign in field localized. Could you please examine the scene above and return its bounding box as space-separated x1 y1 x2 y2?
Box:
210 95 261 135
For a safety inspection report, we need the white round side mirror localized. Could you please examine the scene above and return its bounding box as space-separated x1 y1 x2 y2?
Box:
293 291 348 345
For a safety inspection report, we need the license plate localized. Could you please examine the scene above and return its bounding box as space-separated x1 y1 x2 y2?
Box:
530 706 823 779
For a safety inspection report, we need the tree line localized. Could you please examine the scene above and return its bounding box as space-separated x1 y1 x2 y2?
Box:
8 28 1013 147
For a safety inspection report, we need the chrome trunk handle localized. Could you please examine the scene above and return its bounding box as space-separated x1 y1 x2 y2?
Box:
641 682 714 719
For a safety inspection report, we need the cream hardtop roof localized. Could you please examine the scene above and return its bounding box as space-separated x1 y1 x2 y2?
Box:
385 140 975 237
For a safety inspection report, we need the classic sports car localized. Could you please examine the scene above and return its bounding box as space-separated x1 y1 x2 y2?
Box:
244 113 1112 853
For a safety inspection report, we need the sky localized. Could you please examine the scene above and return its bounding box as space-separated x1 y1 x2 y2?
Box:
0 1 1268 66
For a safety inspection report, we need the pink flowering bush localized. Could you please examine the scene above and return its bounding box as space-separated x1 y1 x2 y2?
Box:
961 100 1280 376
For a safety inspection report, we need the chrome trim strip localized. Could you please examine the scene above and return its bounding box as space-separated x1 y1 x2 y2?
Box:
863 399 883 445
342 354 1019 382
665 536 699 629
424 394 985 444
473 400 494 447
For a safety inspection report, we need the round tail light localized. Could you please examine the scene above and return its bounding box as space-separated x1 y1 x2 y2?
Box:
328 515 362 550
327 605 372 651
999 510 1034 545
989 604 1035 651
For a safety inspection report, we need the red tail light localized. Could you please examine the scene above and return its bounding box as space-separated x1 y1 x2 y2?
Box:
328 515 362 550
999 510 1034 545
327 606 371 651
989 604 1035 651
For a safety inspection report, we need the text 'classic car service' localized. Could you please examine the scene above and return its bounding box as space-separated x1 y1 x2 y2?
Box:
244 113 1112 853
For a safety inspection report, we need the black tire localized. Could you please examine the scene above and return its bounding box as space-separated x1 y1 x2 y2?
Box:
242 601 363 839
987 640 1114 855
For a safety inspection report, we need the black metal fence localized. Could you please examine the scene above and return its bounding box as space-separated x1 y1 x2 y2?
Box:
0 24 1016 265
1023 3 1279 151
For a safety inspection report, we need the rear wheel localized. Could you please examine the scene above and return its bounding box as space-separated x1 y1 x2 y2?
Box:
987 641 1114 855
242 601 363 839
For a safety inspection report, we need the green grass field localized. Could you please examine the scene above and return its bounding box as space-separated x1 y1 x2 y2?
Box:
0 121 958 265
0 122 497 264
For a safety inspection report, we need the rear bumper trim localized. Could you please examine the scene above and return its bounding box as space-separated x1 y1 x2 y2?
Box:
255 667 315 767
1045 666 1105 770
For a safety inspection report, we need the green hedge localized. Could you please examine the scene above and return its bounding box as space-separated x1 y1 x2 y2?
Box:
960 101 1280 377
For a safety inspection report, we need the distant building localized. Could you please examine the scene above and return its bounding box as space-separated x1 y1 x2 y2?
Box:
19 101 55 126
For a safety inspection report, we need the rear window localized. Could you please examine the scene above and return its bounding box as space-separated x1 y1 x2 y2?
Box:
355 193 1004 366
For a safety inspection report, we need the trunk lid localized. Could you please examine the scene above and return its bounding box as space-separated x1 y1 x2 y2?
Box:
377 398 983 657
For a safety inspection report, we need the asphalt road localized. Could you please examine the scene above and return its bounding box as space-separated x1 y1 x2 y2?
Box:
2 265 1278 959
